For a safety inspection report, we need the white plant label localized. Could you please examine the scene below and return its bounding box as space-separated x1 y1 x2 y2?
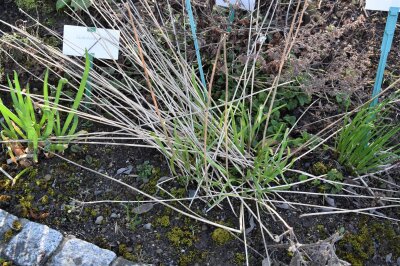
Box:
62 25 120 59
216 0 255 11
365 0 400 11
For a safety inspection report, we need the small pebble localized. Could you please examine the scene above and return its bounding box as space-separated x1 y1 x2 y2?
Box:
95 216 104 224
201 225 208 231
110 213 119 218
143 223 152 230
44 174 52 181
156 248 162 254
386 253 392 263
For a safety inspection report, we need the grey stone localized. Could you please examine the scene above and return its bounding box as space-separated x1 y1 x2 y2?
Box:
386 253 392 263
48 238 116 266
0 209 18 241
44 174 52 181
132 203 153 214
95 216 104 224
110 213 119 219
143 223 152 230
3 221 63 266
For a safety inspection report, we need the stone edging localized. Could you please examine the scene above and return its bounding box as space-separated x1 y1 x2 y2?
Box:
0 209 149 266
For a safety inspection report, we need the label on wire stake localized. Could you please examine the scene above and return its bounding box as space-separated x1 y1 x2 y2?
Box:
365 0 400 11
216 0 255 11
62 25 120 59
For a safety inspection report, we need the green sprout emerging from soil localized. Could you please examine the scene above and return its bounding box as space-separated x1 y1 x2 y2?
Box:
0 53 90 163
336 101 400 174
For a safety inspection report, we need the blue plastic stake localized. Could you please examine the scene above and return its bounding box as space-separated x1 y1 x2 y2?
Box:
185 0 207 92
371 7 399 107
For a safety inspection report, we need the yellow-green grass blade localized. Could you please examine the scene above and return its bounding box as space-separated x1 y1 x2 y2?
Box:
61 53 90 136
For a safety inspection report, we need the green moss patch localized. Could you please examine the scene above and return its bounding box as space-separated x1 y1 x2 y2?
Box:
155 215 170 227
211 228 232 245
337 220 400 266
167 227 197 247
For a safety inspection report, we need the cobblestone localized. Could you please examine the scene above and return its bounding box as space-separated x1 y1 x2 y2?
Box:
3 221 63 266
0 209 144 266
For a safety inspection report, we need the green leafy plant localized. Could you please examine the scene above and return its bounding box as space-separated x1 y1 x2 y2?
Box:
124 205 142 231
311 169 344 194
56 0 92 11
136 161 154 180
336 92 351 110
0 54 90 162
336 102 400 174
247 127 294 197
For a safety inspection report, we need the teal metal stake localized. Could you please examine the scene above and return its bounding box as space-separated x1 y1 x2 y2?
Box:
371 7 399 107
227 4 235 33
185 0 207 92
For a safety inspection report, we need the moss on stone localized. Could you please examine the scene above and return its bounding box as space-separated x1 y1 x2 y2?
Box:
211 228 232 245
12 220 22 231
4 230 14 242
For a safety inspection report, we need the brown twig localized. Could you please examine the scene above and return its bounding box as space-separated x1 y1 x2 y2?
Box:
203 35 225 185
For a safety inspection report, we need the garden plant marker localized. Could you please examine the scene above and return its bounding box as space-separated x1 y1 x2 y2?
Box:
216 1 255 32
216 0 256 11
62 25 120 103
365 0 400 107
185 0 207 93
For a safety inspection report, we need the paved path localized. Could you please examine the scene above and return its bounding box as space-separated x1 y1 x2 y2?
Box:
0 209 149 266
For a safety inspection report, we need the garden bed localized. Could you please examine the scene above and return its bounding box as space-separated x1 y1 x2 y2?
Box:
0 1 399 265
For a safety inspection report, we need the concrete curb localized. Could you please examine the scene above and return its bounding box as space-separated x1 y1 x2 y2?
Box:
0 209 150 266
